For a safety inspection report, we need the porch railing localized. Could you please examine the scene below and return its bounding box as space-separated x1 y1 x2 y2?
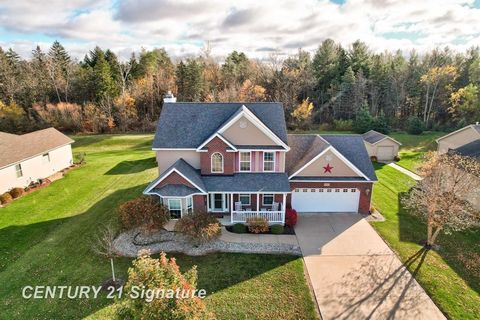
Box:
231 211 285 224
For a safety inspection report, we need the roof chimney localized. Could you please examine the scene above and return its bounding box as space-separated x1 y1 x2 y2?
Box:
163 90 176 103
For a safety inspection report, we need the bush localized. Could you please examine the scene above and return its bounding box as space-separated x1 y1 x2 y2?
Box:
406 116 425 135
372 115 390 134
9 187 24 199
175 211 221 245
333 119 353 131
353 108 374 133
231 223 247 233
118 196 169 232
394 155 400 162
120 250 210 319
0 192 13 204
370 156 378 162
285 208 298 227
270 224 284 234
246 216 269 234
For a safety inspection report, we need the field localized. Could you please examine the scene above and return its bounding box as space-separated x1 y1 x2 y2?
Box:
0 134 317 320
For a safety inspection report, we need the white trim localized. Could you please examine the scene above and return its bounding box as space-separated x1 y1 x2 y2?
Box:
152 148 197 151
239 194 251 205
435 125 480 142
153 192 205 198
167 198 183 218
239 151 251 172
143 168 207 194
217 105 290 150
196 133 238 152
209 193 229 212
288 146 370 180
263 151 275 172
262 194 274 206
210 152 224 173
210 191 290 194
289 179 376 183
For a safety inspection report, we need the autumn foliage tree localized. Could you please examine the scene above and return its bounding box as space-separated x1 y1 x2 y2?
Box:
405 152 480 247
291 98 314 129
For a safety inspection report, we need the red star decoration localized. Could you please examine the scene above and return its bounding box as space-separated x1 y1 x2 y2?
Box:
323 163 334 173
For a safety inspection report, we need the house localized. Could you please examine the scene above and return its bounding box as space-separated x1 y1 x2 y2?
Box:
144 102 377 224
0 128 74 193
362 130 402 161
436 123 480 155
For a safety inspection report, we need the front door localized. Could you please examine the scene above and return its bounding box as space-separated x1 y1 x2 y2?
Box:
210 193 227 212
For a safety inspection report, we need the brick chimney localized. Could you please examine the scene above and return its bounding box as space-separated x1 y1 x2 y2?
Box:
163 91 176 103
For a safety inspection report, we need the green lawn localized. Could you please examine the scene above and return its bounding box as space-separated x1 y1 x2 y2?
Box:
0 134 317 320
371 163 480 319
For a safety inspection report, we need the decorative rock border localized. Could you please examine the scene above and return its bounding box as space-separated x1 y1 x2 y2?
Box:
114 228 302 257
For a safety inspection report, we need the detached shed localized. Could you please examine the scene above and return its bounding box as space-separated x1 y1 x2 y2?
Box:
362 130 402 161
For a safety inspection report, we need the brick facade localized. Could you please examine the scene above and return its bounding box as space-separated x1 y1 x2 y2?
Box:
193 195 206 211
154 171 195 189
288 181 373 214
200 137 235 175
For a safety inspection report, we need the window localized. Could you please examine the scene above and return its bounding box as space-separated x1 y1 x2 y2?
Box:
263 152 275 172
168 199 182 219
239 152 251 171
239 194 251 205
42 153 50 163
351 188 356 192
211 152 223 173
343 189 348 192
263 194 274 205
335 189 340 192
210 193 226 212
187 196 193 213
15 164 23 178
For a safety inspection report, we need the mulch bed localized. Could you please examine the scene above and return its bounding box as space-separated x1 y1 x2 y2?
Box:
225 225 295 235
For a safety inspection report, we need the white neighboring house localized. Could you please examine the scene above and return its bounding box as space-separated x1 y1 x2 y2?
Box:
362 130 402 161
0 128 74 193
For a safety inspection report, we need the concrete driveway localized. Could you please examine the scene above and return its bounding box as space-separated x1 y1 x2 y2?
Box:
295 214 445 320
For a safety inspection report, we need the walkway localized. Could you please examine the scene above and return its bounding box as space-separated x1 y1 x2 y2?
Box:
295 214 445 320
388 162 423 181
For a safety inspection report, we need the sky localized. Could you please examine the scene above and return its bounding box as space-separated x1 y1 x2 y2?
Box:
0 0 479 60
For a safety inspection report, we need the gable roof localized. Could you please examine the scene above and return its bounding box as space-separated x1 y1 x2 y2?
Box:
202 173 291 192
451 139 480 159
436 124 480 142
0 128 74 169
286 134 377 181
362 130 401 145
143 158 206 194
153 103 288 149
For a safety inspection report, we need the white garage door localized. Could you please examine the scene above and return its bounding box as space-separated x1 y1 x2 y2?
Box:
292 188 360 213
377 146 394 161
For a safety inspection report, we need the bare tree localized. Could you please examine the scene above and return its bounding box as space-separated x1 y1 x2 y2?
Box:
92 224 119 282
405 152 480 247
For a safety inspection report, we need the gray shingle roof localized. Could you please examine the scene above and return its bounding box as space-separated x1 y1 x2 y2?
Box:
151 185 200 197
202 173 291 192
235 145 287 150
289 176 369 181
286 134 377 181
153 103 288 148
362 130 387 144
452 139 480 159
473 124 480 134
0 128 74 169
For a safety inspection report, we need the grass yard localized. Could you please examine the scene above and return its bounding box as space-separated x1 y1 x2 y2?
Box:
0 134 317 320
371 163 480 319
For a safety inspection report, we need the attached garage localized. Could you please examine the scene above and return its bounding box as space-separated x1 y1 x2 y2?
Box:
292 187 360 213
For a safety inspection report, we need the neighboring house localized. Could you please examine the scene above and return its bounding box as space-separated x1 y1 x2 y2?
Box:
0 128 74 193
144 102 377 225
436 123 480 154
362 130 402 161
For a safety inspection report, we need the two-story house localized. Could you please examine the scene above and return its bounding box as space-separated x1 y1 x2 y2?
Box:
144 102 377 224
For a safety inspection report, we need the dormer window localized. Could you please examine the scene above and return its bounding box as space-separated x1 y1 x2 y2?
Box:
263 152 275 172
239 152 251 172
211 152 224 173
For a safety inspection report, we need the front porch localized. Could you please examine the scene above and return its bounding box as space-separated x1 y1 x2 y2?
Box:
208 192 288 225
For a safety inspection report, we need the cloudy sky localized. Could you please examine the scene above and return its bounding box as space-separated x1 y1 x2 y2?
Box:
1 0 479 60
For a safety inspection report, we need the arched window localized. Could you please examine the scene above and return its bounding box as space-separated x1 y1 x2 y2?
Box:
211 152 224 173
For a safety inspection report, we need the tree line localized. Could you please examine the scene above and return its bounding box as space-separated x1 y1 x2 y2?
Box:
0 39 479 134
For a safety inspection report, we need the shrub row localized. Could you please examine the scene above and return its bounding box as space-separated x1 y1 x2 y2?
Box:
0 187 25 205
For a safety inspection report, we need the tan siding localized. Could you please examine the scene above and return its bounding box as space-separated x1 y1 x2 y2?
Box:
296 150 360 177
156 150 200 174
222 116 278 146
437 127 480 154
364 139 399 160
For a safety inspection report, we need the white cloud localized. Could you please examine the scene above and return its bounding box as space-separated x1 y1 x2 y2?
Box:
0 0 479 60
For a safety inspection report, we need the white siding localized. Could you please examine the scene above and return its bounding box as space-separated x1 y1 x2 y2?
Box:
0 144 73 193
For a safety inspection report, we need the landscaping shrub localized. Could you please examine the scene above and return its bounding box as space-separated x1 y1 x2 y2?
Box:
370 156 378 162
175 210 221 245
270 224 284 234
0 192 13 204
119 250 210 319
285 208 298 227
394 155 401 162
118 196 169 232
9 187 24 199
231 223 247 233
406 116 425 135
246 216 269 234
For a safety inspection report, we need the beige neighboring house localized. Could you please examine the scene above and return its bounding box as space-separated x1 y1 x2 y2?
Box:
362 130 402 161
0 128 74 193
436 123 480 154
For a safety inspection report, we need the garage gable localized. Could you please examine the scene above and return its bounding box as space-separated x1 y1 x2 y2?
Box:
290 147 365 178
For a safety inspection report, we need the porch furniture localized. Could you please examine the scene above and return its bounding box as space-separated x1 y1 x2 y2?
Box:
271 202 279 211
235 202 243 211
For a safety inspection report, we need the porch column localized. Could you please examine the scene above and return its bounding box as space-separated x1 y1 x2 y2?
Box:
230 193 234 223
256 193 260 213
282 193 287 223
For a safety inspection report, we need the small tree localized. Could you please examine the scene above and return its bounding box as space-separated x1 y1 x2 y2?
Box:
175 211 221 245
291 98 314 129
405 116 425 135
92 224 119 284
120 250 211 319
118 196 169 233
405 152 480 247
353 108 373 133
